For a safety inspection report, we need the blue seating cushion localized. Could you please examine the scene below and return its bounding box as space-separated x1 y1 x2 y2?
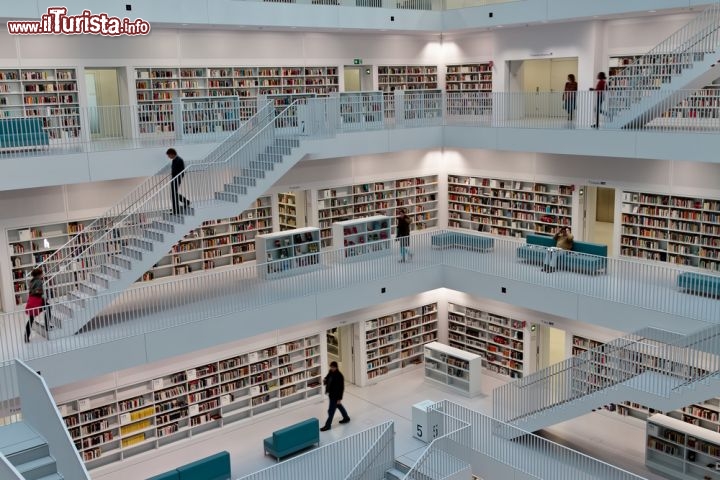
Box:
146 471 180 480
0 118 49 147
678 272 720 296
517 234 607 274
176 451 231 480
264 418 319 459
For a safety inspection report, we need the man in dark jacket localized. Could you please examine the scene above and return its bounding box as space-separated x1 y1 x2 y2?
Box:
167 148 191 215
320 361 350 431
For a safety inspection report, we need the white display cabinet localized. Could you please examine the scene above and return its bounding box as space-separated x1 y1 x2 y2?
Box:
331 215 392 260
424 342 483 397
255 227 321 279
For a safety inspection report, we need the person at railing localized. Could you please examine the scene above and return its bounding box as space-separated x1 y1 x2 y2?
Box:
24 268 46 342
396 208 413 262
563 74 578 122
167 148 191 215
542 226 574 273
320 361 350 431
590 72 607 128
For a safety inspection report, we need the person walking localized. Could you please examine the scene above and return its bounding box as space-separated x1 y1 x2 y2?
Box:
542 227 574 273
320 361 350 431
396 208 412 262
24 268 45 342
590 72 607 128
563 74 578 122
167 148 191 215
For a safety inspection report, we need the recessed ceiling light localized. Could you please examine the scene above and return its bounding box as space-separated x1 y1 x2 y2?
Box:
496 25 503 28
648 10 656 13
181 23 189 26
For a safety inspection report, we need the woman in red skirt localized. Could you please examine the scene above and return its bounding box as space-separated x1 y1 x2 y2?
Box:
24 268 44 342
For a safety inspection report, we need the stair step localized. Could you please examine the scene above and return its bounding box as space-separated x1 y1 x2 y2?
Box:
265 145 291 155
161 212 186 224
121 245 144 261
110 254 134 270
89 272 115 289
274 137 300 148
100 263 124 279
257 153 284 163
126 236 154 251
249 160 274 171
223 183 248 195
53 301 78 317
231 176 258 187
214 191 239 203
6 443 49 467
15 455 57 480
240 169 266 179
78 280 103 295
385 468 406 480
143 228 166 242
150 220 175 234
36 474 63 480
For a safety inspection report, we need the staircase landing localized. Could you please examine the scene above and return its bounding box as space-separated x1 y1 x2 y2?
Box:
0 423 43 457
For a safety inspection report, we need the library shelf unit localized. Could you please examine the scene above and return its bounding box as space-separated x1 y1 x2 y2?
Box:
646 413 720 480
424 342 483 397
331 215 392 260
55 334 323 469
446 303 527 380
445 63 493 93
134 66 339 133
447 175 573 239
255 227 321 279
338 91 384 130
620 190 720 270
360 303 439 386
326 328 340 365
571 335 604 357
278 192 298 231
0 68 80 141
395 89 443 126
317 175 439 248
377 65 438 93
140 196 272 282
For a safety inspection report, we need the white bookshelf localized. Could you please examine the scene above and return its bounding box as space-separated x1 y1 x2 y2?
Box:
55 334 322 469
424 342 482 397
620 190 720 270
360 303 438 386
331 215 392 260
571 334 604 357
377 65 438 93
317 175 439 248
142 196 272 282
255 227 321 278
338 91 384 130
445 63 493 93
646 413 720 480
448 174 573 238
395 89 443 126
446 303 527 379
278 192 297 231
0 68 80 141
181 96 242 135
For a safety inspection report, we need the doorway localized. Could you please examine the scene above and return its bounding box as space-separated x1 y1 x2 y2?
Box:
580 186 616 256
343 66 374 92
326 324 357 384
84 68 124 138
508 57 578 118
536 324 566 370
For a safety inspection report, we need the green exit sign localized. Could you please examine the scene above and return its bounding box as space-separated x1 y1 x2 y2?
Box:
353 58 363 65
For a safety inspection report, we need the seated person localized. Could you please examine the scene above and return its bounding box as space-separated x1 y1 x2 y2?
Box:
542 227 573 272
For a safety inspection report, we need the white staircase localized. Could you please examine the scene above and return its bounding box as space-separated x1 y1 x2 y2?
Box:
34 101 311 338
605 1 720 129
493 325 720 433
0 423 63 480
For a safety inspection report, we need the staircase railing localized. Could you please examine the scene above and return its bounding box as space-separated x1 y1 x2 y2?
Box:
607 2 720 119
32 100 278 294
344 421 395 480
493 323 720 425
236 422 394 480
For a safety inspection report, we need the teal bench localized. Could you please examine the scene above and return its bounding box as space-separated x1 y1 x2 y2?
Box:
431 231 494 252
677 271 720 297
264 418 320 461
517 234 608 275
146 451 230 480
0 118 50 150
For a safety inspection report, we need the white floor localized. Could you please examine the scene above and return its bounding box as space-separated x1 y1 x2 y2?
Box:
89 368 665 480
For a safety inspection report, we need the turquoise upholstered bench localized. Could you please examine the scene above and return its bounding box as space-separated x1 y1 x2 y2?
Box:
146 451 230 480
431 231 494 252
517 234 608 275
264 418 320 460
0 118 50 150
677 271 720 297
